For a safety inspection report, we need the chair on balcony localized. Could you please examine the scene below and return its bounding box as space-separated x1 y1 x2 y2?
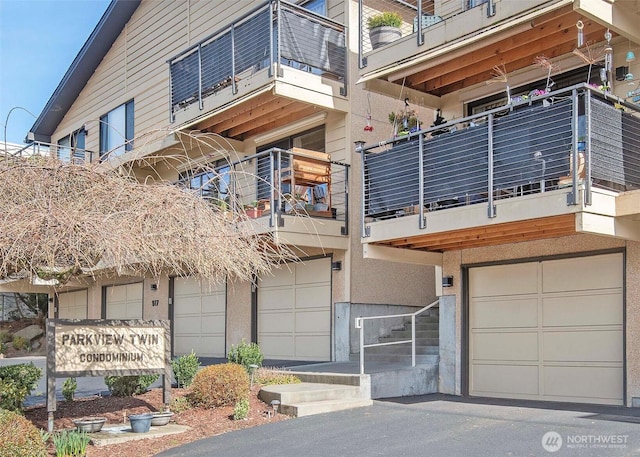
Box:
557 151 585 188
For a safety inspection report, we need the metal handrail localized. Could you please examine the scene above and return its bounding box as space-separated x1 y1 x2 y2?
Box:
354 298 439 374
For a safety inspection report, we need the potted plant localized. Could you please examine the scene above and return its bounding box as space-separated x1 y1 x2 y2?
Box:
244 201 262 219
368 12 402 50
389 109 419 136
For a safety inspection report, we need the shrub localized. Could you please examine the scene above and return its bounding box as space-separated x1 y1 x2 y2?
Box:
227 340 264 372
233 397 249 420
52 430 90 457
11 335 28 351
367 11 402 29
171 351 200 388
104 374 158 397
254 368 302 386
0 342 6 355
62 377 77 402
189 363 249 408
170 396 192 413
0 331 11 344
0 408 48 457
0 363 43 411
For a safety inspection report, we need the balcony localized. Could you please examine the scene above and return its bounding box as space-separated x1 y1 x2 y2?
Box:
4 141 94 163
357 1 610 103
359 84 640 252
168 0 347 140
179 147 349 249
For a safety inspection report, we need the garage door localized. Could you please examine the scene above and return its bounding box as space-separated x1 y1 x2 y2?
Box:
57 290 88 319
173 277 226 357
258 257 331 361
105 283 143 319
469 253 623 405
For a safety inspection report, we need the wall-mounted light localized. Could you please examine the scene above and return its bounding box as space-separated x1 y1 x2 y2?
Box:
150 283 158 291
442 276 454 287
331 261 342 271
354 140 366 153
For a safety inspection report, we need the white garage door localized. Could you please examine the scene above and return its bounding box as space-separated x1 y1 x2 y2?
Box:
105 283 143 319
58 290 88 319
258 257 331 361
469 253 623 405
173 277 226 357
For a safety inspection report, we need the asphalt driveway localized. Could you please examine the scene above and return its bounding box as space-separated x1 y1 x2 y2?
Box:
156 394 640 457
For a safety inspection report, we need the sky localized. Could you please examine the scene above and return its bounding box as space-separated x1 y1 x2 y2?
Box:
0 0 111 146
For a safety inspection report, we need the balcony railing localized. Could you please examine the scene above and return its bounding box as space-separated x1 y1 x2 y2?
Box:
2 141 94 163
358 84 640 234
178 147 349 233
168 0 346 121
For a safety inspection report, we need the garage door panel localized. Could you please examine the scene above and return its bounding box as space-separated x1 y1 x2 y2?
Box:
176 296 201 314
471 364 539 396
174 316 201 332
296 310 330 333
259 336 295 359
260 267 294 288
542 254 623 293
201 315 226 333
58 290 88 319
472 332 539 361
471 298 538 329
201 296 225 313
199 336 225 356
295 285 331 309
542 293 623 327
469 263 537 297
260 311 294 333
544 366 623 403
543 330 623 363
174 336 199 355
295 335 331 359
296 261 331 284
260 288 295 310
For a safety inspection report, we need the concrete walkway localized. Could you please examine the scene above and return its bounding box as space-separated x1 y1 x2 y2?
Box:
155 394 640 457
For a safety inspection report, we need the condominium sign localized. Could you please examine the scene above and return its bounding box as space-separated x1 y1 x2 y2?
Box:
55 325 165 372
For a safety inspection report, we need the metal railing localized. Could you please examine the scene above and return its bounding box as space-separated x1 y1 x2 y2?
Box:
355 299 439 374
358 84 640 235
177 147 349 231
1 141 94 163
358 0 496 67
168 0 347 121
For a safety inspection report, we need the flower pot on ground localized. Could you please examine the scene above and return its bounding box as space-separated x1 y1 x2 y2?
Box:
129 413 153 433
73 416 107 433
150 411 174 426
368 12 402 50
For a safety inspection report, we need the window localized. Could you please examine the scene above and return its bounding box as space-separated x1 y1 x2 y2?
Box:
300 0 325 16
100 100 134 159
256 126 325 200
57 128 87 163
179 160 231 208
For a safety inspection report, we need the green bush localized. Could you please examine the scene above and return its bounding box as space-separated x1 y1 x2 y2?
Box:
367 11 402 28
0 331 11 344
233 397 250 420
0 408 48 457
52 430 90 457
104 374 158 397
62 377 77 402
227 340 264 372
11 335 28 351
0 342 6 355
0 363 43 411
188 363 249 408
254 368 302 386
171 351 200 388
170 396 192 413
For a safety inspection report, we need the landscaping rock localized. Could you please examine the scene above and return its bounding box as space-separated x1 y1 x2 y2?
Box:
13 325 44 342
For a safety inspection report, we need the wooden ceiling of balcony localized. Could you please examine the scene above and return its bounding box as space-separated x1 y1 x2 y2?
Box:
398 6 609 97
373 214 576 252
192 92 321 141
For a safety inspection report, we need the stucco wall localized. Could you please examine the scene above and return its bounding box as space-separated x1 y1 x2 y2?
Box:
442 234 639 406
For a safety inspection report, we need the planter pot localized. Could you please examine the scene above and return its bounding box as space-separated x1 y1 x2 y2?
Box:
129 413 154 433
244 208 263 218
150 411 174 426
73 417 107 433
369 26 401 50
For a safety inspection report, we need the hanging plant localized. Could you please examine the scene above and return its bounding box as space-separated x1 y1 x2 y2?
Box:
389 109 419 135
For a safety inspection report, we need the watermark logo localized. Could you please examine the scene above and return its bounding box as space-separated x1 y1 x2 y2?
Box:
542 431 563 453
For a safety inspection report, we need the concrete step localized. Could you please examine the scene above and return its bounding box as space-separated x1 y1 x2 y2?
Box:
362 353 439 364
259 382 363 405
366 345 439 355
410 323 439 330
415 316 439 323
385 329 439 338
280 398 373 417
378 336 439 345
